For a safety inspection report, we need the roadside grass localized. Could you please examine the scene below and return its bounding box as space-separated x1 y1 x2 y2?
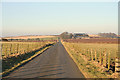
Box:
62 42 110 78
2 43 55 77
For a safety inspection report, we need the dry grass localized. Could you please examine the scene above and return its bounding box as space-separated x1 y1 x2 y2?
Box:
3 35 56 39
62 41 118 78
88 34 100 37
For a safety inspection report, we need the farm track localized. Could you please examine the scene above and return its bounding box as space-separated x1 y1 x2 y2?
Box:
5 41 85 78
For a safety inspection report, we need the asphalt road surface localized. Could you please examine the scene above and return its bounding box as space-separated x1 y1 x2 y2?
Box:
6 41 85 78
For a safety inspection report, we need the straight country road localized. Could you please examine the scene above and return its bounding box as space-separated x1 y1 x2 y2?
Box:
6 41 85 78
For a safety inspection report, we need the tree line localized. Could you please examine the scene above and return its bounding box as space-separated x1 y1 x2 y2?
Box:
60 32 118 39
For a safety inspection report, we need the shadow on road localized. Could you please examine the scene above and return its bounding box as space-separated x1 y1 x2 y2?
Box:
2 43 54 77
8 63 65 78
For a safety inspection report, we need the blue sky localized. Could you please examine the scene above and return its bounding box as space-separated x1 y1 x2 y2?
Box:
2 2 118 37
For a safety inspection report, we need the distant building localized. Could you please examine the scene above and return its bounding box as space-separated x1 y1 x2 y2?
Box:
73 33 89 39
88 34 101 38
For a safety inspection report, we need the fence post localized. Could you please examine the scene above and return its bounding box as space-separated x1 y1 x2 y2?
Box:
5 45 8 58
95 50 97 62
87 49 89 58
9 43 12 57
22 44 24 54
91 49 93 61
115 55 120 78
27 44 29 52
87 49 88 55
17 44 19 56
84 49 85 55
0 44 2 59
103 51 106 67
88 49 91 60
108 52 110 70
99 50 102 65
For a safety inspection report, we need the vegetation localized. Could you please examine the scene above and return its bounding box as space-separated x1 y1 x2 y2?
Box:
60 32 118 39
63 38 118 44
98 33 117 38
62 41 118 78
1 41 56 76
7 37 58 42
73 33 89 39
60 32 89 39
60 32 73 39
1 41 55 58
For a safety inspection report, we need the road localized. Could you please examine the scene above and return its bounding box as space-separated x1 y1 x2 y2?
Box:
6 41 85 78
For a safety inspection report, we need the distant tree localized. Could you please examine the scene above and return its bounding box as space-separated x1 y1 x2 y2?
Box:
27 38 31 41
60 32 73 39
15 39 18 41
7 39 13 41
2 38 8 41
98 33 117 38
35 38 40 41
69 33 73 39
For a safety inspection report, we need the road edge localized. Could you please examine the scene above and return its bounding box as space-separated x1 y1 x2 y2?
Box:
61 41 88 78
2 43 55 77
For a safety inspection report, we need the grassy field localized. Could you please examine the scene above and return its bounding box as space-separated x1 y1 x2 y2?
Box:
1 41 55 58
1 41 56 76
4 35 57 40
67 43 118 60
62 41 118 78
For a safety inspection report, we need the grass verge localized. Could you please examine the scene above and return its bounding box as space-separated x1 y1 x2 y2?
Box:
62 41 110 78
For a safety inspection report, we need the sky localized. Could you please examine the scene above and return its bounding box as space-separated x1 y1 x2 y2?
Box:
1 1 118 37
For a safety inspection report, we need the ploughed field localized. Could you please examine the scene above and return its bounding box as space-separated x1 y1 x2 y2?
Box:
63 38 119 44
